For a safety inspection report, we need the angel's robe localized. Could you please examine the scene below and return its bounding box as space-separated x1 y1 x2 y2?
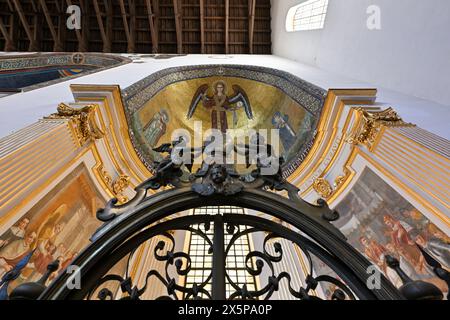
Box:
203 95 232 133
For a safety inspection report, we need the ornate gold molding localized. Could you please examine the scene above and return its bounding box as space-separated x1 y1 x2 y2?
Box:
313 178 333 199
112 175 131 202
289 89 378 195
97 164 130 204
97 164 113 185
313 168 353 200
45 103 104 147
70 86 152 183
347 107 415 152
334 168 352 189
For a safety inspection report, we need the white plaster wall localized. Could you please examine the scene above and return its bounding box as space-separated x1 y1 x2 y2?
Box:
272 0 450 139
272 0 450 105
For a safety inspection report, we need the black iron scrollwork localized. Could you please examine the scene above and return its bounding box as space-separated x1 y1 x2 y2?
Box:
416 245 450 299
86 222 216 300
385 251 447 301
96 136 340 224
79 214 362 301
223 221 355 300
96 137 190 222
6 260 60 301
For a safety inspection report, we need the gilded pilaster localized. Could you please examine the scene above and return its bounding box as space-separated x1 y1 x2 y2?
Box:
0 119 80 219
375 126 450 215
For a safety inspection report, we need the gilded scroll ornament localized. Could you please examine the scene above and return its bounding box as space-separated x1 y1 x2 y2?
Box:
347 107 415 151
46 103 104 146
314 167 352 200
97 165 130 204
313 178 333 199
98 165 113 185
334 168 352 189
112 175 131 203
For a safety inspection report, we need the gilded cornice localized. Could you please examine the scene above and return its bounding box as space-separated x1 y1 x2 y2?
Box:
45 103 104 147
290 89 378 204
311 105 418 205
70 85 152 183
289 89 377 185
347 107 416 152
42 100 134 205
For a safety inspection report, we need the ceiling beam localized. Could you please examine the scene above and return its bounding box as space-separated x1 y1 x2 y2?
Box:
39 0 63 51
105 0 113 52
1 0 271 54
79 0 89 52
54 0 61 13
128 0 136 53
93 0 109 52
172 0 183 54
9 14 19 50
119 0 133 53
32 4 42 51
248 0 256 54
0 17 15 51
57 0 67 51
199 0 205 54
145 0 158 53
11 0 39 51
153 0 160 41
103 0 109 12
6 0 14 12
30 0 38 13
225 0 230 54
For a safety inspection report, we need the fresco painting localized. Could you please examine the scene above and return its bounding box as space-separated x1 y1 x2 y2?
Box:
0 165 105 293
332 168 449 293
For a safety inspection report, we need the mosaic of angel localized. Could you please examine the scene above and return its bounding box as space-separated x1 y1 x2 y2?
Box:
187 81 254 133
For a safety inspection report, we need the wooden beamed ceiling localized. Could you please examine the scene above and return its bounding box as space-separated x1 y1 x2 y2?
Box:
0 0 271 54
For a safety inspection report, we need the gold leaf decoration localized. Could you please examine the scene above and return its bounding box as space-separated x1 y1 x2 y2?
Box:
46 103 104 146
347 107 415 151
313 178 333 199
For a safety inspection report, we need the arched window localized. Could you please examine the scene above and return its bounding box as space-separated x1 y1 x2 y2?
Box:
286 0 329 32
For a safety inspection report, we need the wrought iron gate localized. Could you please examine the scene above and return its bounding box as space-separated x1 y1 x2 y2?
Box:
3 139 447 300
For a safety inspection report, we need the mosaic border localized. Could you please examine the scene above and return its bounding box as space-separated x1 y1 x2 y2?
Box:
0 53 131 92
